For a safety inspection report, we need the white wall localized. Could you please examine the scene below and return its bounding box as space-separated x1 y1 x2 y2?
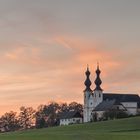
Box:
93 90 103 107
83 90 103 123
60 118 83 126
83 90 93 122
96 111 104 120
121 102 138 115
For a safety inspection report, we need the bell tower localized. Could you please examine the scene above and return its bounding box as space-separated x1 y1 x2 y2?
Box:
83 65 93 122
93 63 103 107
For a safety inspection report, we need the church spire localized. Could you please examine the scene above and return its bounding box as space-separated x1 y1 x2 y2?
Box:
94 63 103 91
84 65 92 92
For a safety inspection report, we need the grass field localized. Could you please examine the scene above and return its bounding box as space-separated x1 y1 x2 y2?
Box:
0 117 140 140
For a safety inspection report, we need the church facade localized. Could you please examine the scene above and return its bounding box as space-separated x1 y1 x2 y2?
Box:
83 64 140 122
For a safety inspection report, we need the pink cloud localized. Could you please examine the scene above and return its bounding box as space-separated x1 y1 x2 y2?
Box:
0 36 139 115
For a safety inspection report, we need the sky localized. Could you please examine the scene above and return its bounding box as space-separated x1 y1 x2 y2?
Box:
0 0 140 115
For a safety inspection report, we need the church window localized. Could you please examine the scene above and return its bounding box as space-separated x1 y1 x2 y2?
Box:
91 102 92 105
99 94 101 97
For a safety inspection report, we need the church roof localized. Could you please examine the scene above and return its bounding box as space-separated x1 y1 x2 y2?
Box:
94 100 118 111
59 111 82 119
103 93 140 103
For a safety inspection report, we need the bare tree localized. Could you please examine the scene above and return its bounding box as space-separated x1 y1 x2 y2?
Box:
19 106 35 129
0 111 19 131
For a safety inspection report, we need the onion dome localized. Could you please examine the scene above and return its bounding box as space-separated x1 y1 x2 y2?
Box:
94 63 103 91
84 65 92 92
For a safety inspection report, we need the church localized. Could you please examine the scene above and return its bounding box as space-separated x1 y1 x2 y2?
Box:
83 64 140 122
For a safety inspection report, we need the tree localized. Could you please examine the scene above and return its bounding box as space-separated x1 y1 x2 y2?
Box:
68 102 83 114
103 109 128 120
92 112 98 122
35 105 47 129
0 111 19 131
43 102 60 127
35 117 46 129
35 102 83 128
59 103 69 113
116 110 128 118
19 106 35 129
36 102 60 127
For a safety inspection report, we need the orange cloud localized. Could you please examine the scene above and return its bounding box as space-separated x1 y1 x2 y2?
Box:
0 36 139 115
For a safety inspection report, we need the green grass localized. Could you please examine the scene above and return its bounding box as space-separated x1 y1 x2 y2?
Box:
0 117 140 140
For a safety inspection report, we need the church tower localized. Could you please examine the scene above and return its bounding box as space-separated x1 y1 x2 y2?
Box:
83 64 103 122
83 66 93 122
93 63 103 107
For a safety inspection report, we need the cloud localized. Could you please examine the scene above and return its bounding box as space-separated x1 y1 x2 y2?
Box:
0 35 139 115
0 0 139 115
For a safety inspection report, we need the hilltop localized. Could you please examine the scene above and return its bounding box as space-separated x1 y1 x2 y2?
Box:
0 116 140 140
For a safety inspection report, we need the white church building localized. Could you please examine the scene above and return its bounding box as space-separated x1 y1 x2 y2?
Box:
83 64 140 122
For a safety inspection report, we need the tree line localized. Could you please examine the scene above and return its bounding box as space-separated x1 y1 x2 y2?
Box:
0 102 83 132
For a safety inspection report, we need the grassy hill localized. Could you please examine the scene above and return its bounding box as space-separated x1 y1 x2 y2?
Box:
0 116 140 140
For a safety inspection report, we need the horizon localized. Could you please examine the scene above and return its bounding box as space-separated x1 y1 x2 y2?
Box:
0 0 140 115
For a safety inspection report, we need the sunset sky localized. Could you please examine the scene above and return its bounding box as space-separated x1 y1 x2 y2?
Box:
0 0 140 115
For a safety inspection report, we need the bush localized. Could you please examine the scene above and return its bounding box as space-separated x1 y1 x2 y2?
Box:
103 110 128 120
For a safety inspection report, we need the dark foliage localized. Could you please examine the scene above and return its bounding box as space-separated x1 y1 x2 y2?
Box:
0 102 83 132
92 112 98 122
35 102 83 128
35 117 46 129
0 111 20 132
19 106 36 129
103 109 128 120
